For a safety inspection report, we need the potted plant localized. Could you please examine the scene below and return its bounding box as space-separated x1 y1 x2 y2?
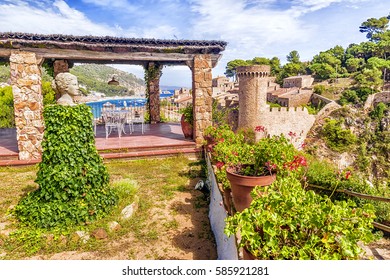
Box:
224 176 379 260
180 103 193 139
225 133 305 212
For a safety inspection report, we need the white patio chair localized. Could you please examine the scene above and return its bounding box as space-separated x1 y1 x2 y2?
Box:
132 110 145 134
102 111 127 138
124 109 134 134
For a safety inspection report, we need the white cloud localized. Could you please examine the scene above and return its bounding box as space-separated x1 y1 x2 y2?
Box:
0 0 114 35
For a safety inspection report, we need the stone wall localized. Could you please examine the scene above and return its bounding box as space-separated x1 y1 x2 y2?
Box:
283 75 314 88
279 90 312 107
192 55 213 146
258 107 316 148
10 51 44 160
373 91 390 107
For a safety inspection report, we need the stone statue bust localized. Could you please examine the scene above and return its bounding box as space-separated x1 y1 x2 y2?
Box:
51 72 80 105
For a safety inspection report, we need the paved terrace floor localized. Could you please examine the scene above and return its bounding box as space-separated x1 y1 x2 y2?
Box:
0 123 198 164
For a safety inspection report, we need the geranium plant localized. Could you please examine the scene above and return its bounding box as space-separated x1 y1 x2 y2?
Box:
225 177 379 260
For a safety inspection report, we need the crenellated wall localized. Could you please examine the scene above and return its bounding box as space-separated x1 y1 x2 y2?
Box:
237 65 316 148
257 107 316 148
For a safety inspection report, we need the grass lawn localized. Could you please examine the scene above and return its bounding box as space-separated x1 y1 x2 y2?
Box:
0 155 216 260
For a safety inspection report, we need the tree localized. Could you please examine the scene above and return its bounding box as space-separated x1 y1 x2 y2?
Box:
269 57 282 76
286 50 300 63
354 68 383 90
225 59 250 78
345 57 365 73
359 15 390 42
251 57 270 65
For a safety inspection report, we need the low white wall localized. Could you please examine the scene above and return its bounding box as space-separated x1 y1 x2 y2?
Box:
206 154 238 260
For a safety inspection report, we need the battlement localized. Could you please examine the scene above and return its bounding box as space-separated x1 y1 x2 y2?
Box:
268 106 309 113
236 65 270 78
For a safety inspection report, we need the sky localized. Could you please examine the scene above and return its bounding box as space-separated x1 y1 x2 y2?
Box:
0 0 388 87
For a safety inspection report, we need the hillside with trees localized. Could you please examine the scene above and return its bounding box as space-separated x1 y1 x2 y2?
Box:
223 14 390 201
69 64 145 97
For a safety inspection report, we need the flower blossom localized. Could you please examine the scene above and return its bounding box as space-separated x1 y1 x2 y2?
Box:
255 126 266 132
216 162 224 169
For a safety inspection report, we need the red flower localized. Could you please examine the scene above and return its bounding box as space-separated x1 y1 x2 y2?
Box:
288 131 297 138
265 161 277 171
286 155 307 171
216 162 225 169
255 126 266 132
345 171 351 180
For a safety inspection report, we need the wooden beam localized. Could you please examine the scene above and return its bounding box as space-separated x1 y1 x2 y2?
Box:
14 47 221 66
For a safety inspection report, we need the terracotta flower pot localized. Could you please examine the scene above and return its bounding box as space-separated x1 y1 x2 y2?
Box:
180 114 193 139
243 247 257 260
226 167 276 212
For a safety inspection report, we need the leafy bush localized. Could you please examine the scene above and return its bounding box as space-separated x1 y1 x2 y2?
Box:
306 158 390 222
13 105 118 228
0 86 14 128
179 103 193 125
225 177 379 260
370 102 387 120
321 118 357 152
313 84 326 95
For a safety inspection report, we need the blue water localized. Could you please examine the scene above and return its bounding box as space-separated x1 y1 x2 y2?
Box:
87 91 174 119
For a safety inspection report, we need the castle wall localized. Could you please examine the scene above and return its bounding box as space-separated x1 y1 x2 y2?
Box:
310 93 333 107
257 107 316 148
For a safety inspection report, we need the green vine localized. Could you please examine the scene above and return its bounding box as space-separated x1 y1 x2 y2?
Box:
13 104 118 229
144 62 162 103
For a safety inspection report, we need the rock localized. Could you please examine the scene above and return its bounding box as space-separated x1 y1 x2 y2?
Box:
46 234 54 243
0 223 7 231
91 228 108 240
121 202 138 220
72 231 90 243
108 221 122 232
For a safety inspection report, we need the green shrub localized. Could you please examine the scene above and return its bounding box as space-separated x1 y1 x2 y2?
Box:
13 104 118 228
0 86 14 128
322 118 357 152
225 177 379 260
179 103 193 125
313 84 326 95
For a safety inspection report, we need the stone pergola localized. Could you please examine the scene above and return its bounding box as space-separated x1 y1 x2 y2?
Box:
0 32 227 160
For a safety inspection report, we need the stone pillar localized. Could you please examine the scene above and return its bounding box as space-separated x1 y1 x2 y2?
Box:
10 51 44 160
236 65 270 130
191 54 213 146
146 62 162 124
53 59 69 77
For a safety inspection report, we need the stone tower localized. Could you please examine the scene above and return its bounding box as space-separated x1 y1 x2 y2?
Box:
236 65 270 130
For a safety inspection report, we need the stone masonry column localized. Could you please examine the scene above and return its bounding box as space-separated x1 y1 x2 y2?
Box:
192 54 213 146
146 62 163 124
236 65 270 130
10 51 44 160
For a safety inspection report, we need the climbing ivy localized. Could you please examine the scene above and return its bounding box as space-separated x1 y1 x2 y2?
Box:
13 104 118 228
144 63 162 102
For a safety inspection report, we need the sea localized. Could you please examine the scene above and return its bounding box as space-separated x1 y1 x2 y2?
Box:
86 90 174 119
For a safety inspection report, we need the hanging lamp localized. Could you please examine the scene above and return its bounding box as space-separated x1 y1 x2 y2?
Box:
108 76 119 86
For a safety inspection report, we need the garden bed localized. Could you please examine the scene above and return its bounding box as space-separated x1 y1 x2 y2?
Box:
0 156 217 260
